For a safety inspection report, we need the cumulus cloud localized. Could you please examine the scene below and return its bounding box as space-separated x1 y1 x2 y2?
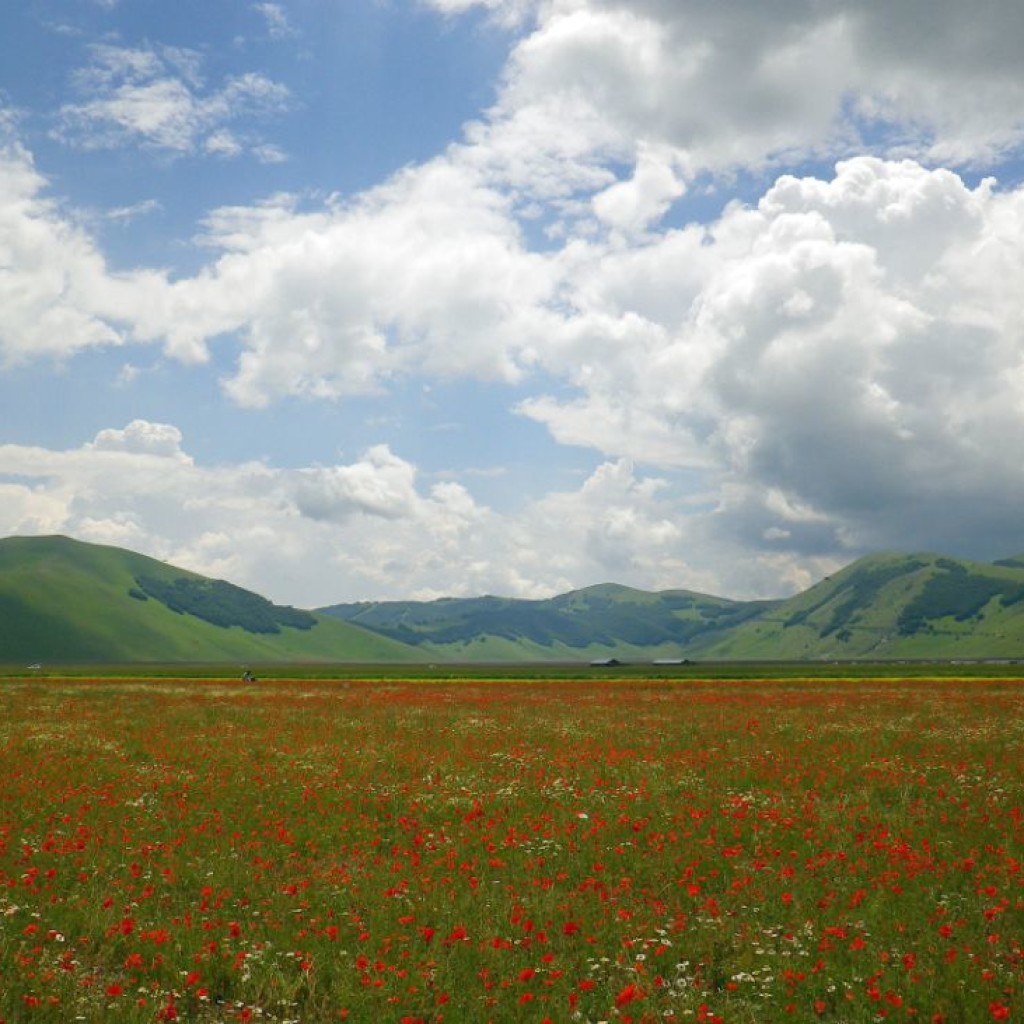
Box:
591 145 685 235
107 0 1024 409
158 161 556 405
0 422 731 604
9 0 1024 599
0 155 110 358
480 0 1024 184
523 158 1024 561
16 1 1024 387
52 44 290 157
0 138 171 365
9 155 1024 584
89 419 189 459
295 445 420 522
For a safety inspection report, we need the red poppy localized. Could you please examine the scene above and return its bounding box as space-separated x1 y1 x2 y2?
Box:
615 982 643 1007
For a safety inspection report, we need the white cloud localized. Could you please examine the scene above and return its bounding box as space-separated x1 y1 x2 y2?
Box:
0 139 133 363
116 0 1024 417
17 0 1024 388
203 129 244 159
295 445 420 522
0 420 784 603
9 0 1024 600
426 0 540 29
253 2 298 40
591 145 685 235
522 157 1024 560
0 133 196 366
52 45 290 158
153 160 556 406
89 420 189 459
104 198 161 223
427 0 1024 251
252 143 287 165
9 143 1024 578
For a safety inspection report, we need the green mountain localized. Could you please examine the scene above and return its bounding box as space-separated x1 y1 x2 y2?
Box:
321 552 1024 662
694 551 1024 660
6 536 1024 665
0 535 418 664
320 581 777 661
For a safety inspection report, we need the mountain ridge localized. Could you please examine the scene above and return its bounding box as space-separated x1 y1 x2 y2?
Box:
320 549 1024 661
4 535 1024 663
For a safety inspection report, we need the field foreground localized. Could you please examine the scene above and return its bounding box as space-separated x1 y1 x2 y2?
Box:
0 678 1022 1023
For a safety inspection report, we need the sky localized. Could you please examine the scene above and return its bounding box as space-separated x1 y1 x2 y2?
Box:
4 0 1024 607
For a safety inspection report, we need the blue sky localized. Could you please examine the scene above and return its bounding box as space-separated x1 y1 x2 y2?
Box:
4 0 1024 606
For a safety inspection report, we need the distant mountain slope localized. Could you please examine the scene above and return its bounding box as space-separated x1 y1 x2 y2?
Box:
320 581 778 661
6 536 1024 664
321 553 1024 661
693 552 1024 660
0 535 418 664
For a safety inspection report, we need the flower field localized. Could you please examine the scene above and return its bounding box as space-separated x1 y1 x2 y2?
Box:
0 677 1022 1022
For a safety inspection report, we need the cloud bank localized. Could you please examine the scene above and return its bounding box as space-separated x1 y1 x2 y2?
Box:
3 0 1024 602
0 423 745 605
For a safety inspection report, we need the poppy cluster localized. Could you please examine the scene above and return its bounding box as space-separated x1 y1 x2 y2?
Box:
0 676 1020 1021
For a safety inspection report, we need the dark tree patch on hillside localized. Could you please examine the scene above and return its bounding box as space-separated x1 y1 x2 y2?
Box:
994 556 1024 569
783 560 927 635
820 560 928 637
897 572 1014 636
998 586 1024 608
133 576 316 634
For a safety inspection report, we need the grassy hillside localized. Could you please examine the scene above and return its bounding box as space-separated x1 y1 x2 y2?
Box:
690 552 1024 660
7 536 1024 665
321 581 777 661
0 535 418 664
322 553 1024 662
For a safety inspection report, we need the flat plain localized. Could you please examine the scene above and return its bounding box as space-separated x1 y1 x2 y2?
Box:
0 674 1021 1022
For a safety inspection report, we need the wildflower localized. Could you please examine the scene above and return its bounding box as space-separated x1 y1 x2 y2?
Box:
615 982 643 1007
